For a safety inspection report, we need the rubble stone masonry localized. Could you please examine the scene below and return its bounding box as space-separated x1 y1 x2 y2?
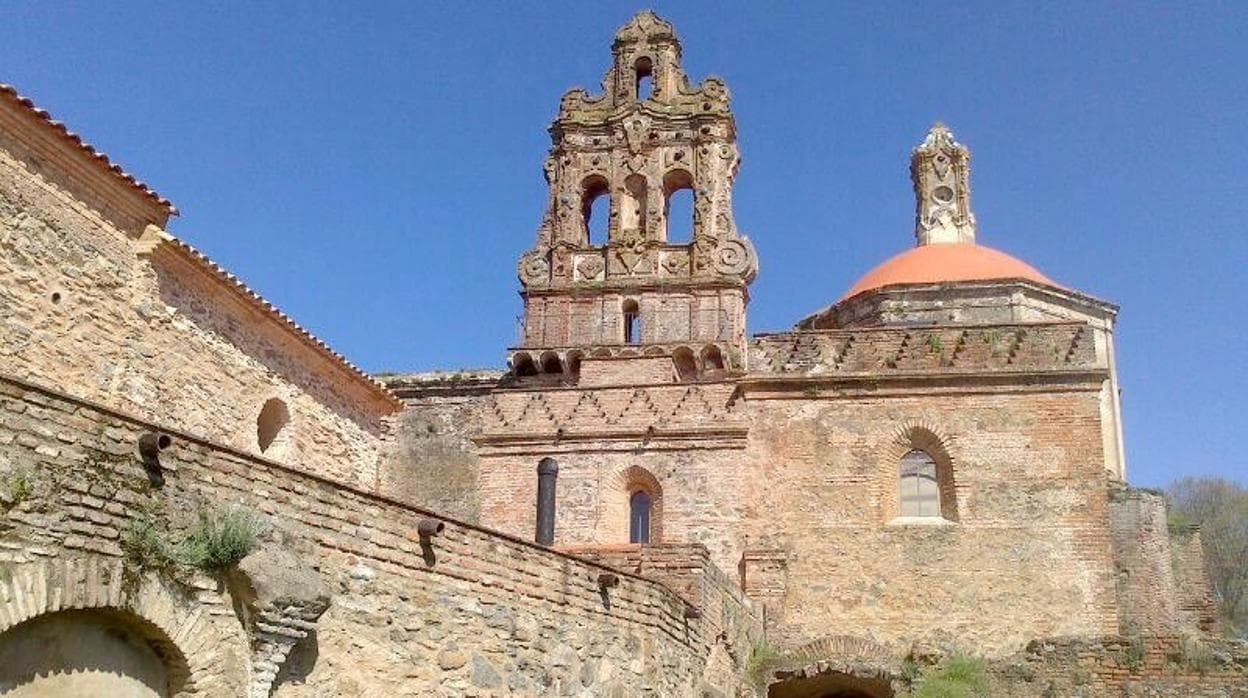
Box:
0 102 393 490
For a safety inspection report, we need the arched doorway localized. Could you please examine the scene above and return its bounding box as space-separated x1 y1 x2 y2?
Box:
759 636 899 698
766 669 894 698
0 608 189 697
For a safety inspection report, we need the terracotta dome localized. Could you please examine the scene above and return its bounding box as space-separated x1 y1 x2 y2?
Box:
841 242 1057 301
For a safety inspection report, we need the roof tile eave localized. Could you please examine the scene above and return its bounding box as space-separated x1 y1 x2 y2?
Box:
154 232 402 411
0 83 177 215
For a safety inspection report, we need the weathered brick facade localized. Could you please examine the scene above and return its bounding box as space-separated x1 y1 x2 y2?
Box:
1 10 1244 698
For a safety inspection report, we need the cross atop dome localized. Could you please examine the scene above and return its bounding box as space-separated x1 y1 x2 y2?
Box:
911 122 977 246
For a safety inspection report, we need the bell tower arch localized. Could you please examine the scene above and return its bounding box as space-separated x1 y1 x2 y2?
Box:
514 11 757 378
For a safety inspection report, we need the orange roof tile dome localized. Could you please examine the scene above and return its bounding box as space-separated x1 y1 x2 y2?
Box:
840 242 1058 301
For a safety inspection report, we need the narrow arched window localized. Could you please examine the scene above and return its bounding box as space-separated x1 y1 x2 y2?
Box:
257 398 290 454
899 449 940 517
629 490 651 544
622 299 641 344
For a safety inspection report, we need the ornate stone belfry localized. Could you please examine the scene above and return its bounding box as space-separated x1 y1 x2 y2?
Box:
911 123 977 245
512 11 757 379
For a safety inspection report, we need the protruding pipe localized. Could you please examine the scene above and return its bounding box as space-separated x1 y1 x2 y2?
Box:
535 458 558 546
597 572 619 589
417 518 445 538
137 432 172 461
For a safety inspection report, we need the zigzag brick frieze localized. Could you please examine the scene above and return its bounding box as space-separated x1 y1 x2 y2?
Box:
481 382 741 438
749 322 1099 376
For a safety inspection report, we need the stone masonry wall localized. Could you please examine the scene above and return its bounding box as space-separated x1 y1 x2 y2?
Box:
0 373 760 696
0 140 388 490
985 636 1248 697
378 373 500 522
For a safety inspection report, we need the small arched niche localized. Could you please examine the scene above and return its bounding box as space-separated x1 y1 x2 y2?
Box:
512 352 538 377
581 175 610 246
257 398 290 455
565 350 583 377
672 346 698 381
539 351 564 375
663 169 695 242
620 174 649 235
701 344 725 372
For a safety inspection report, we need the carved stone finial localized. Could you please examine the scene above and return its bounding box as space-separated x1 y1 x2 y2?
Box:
910 122 976 245
614 10 678 47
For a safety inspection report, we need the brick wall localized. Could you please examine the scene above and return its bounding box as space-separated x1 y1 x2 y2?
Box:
739 384 1120 655
471 369 1122 656
1109 487 1181 634
579 355 676 386
1170 524 1221 635
0 373 760 696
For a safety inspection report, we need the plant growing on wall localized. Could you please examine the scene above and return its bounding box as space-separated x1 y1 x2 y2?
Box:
122 503 267 575
899 653 989 698
0 465 34 508
178 506 268 572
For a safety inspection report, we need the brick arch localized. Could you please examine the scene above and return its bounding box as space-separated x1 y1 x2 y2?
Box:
610 465 664 543
0 555 248 696
764 635 901 698
878 422 959 522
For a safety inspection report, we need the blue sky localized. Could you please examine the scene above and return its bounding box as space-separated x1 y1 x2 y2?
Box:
3 2 1245 487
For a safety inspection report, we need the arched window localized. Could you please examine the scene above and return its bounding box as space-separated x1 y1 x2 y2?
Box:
629 490 651 544
898 449 940 517
663 169 694 242
256 398 289 454
622 299 641 344
635 57 654 100
581 175 610 245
